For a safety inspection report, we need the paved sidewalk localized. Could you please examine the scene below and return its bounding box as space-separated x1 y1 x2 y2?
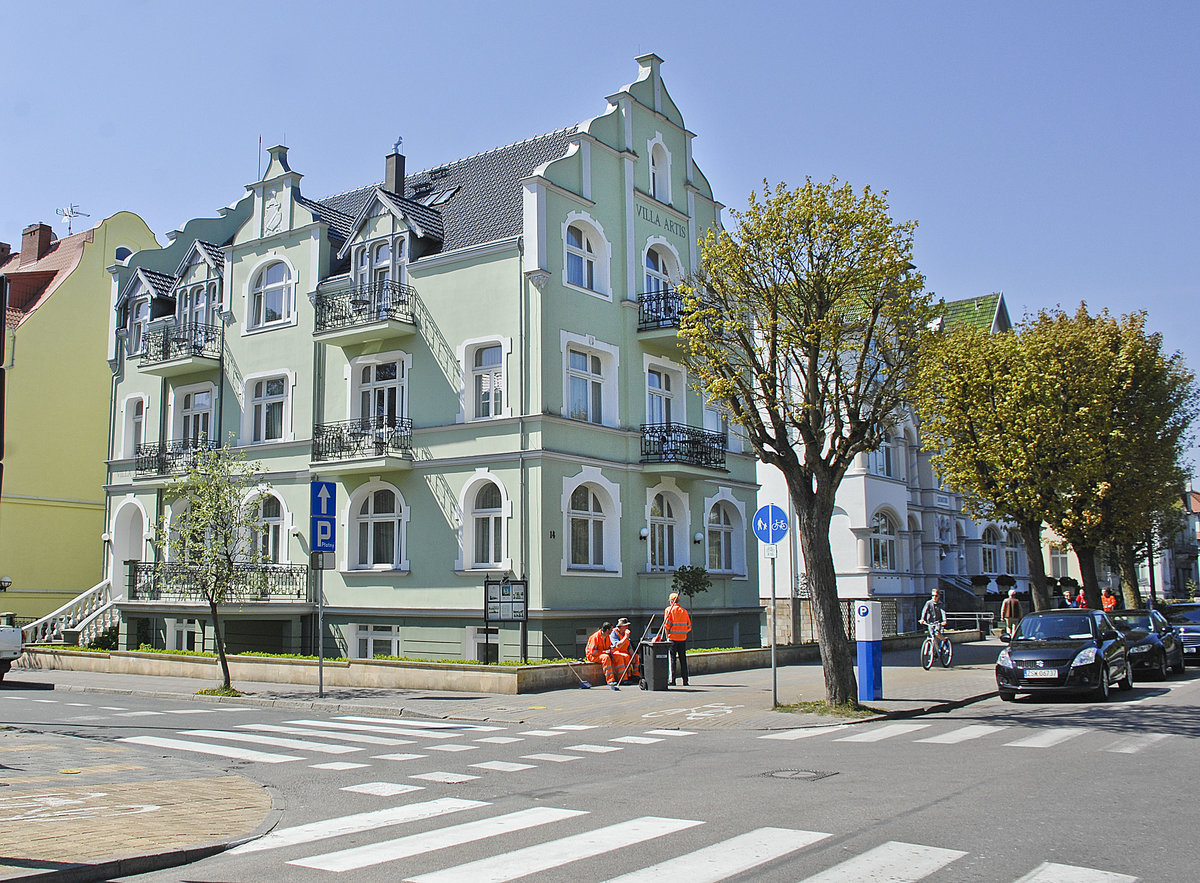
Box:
0 639 1000 880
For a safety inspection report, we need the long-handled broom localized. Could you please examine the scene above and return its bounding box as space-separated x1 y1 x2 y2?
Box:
544 635 590 689
617 616 656 687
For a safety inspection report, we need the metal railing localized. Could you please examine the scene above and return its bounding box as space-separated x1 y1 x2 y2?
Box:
23 580 115 645
312 415 414 462
127 562 311 604
140 322 222 366
637 288 684 331
313 280 416 333
947 611 995 633
135 437 220 477
640 422 726 469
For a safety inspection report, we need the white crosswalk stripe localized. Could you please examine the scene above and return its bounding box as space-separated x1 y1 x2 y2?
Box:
477 736 523 744
1013 861 1137 882
760 725 849 741
290 806 586 872
341 782 424 797
179 729 363 754
601 826 830 883
519 730 564 737
799 840 966 882
229 797 485 855
915 724 1007 744
470 760 535 772
644 729 695 736
238 723 416 746
521 753 581 763
406 815 703 883
334 715 503 732
566 743 623 753
1004 727 1088 748
834 723 931 743
120 735 302 764
611 736 662 745
1102 733 1171 754
411 771 478 783
311 761 370 771
285 719 461 739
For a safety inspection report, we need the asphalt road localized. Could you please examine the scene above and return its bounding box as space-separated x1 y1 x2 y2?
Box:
4 666 1196 882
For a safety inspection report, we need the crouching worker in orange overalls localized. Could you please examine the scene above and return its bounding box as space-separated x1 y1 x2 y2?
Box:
585 622 620 690
609 617 641 684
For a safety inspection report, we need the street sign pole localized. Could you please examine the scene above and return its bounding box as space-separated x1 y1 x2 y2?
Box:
754 504 789 710
316 553 324 698
310 481 337 699
771 553 778 707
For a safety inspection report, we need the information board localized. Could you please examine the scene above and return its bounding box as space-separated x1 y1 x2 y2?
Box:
484 578 528 622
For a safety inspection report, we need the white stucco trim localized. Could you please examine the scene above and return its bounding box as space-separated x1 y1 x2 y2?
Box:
456 468 514 572
456 336 513 423
561 210 612 300
560 331 620 427
344 478 411 573
240 252 300 336
704 487 748 578
644 478 690 573
240 368 298 445
561 465 622 577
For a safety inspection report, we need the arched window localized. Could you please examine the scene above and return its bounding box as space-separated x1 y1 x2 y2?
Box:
1004 529 1021 575
114 246 133 263
254 494 284 563
373 240 392 285
649 493 676 572
128 299 150 355
565 224 597 291
357 358 406 426
869 439 895 478
644 248 671 296
356 488 403 568
871 513 897 571
472 483 504 568
649 141 672 203
568 485 605 569
180 388 212 448
125 398 145 458
249 261 292 328
355 247 371 288
473 345 504 419
567 348 604 424
707 502 734 573
982 527 1000 575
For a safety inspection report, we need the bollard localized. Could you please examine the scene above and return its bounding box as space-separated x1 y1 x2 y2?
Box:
855 601 883 701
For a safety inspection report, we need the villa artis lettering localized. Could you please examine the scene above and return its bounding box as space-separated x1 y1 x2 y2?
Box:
636 202 688 238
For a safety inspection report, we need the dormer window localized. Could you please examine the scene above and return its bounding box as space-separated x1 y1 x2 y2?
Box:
128 298 150 355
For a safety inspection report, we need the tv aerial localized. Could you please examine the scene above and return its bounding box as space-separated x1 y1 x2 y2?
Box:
56 204 90 235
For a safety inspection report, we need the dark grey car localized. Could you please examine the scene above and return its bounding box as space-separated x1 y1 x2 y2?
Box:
996 609 1132 701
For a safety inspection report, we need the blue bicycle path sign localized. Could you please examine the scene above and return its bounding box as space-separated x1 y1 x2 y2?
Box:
753 504 789 544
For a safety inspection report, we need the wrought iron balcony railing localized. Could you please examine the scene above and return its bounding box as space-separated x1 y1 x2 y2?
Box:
127 561 311 604
135 437 220 477
312 415 414 462
313 281 416 333
637 287 684 331
640 422 727 469
140 322 222 366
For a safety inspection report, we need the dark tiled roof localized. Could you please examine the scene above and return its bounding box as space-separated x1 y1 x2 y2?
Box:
139 268 179 298
377 189 444 242
941 293 1002 331
318 126 578 253
297 195 354 244
193 240 225 273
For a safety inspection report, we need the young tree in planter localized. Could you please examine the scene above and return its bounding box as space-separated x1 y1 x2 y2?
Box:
159 446 271 692
671 565 711 600
679 179 933 706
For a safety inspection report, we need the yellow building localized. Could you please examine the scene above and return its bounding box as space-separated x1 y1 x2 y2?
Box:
0 214 159 618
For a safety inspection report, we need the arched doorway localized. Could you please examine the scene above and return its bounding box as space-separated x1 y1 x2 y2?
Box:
110 502 146 599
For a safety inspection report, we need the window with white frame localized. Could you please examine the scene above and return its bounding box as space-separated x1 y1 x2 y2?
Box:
1005 530 1021 575
125 398 145 458
355 488 404 569
128 298 150 355
373 241 392 285
250 377 287 443
868 439 895 478
568 484 606 569
1050 543 1070 579
471 482 504 568
707 502 735 573
648 138 672 204
647 368 674 425
179 283 216 329
871 513 898 571
248 261 292 328
252 494 284 563
565 224 598 291
982 527 1000 575
473 345 504 419
644 247 671 296
356 358 406 426
567 348 604 424
648 493 677 572
178 388 212 447
356 623 401 659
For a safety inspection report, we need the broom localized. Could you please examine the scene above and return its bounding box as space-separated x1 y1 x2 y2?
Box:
545 635 590 689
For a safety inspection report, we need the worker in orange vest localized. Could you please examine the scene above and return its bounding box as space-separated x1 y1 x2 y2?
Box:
662 592 692 686
609 617 641 683
585 622 619 690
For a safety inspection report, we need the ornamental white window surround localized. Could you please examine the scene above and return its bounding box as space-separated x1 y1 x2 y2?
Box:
1005 529 1022 575
644 353 685 427
561 467 622 576
472 482 505 569
982 527 1001 575
648 492 679 573
128 297 150 355
458 336 512 423
252 493 286 564
240 370 295 445
1050 544 1070 580
568 484 607 570
350 483 410 571
176 384 214 448
703 487 747 577
871 512 898 572
567 348 604 424
351 351 409 426
123 395 146 458
245 258 295 331
561 212 611 298
647 134 673 205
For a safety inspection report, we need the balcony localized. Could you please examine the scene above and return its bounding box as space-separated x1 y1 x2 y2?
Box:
313 281 417 347
311 415 414 474
139 322 222 376
134 438 220 481
125 562 311 606
641 422 727 473
637 288 685 353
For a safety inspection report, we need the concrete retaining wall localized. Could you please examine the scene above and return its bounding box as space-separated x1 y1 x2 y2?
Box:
20 630 980 695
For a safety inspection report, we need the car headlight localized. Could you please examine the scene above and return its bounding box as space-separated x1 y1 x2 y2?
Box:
997 648 1012 667
1129 645 1151 653
1071 647 1097 667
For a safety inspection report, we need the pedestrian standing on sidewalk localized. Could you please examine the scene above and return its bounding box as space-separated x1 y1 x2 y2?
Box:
1101 588 1117 612
585 622 619 690
1061 588 1074 609
1000 589 1022 638
662 592 692 686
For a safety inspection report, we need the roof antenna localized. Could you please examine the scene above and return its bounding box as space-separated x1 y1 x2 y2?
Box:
56 204 90 235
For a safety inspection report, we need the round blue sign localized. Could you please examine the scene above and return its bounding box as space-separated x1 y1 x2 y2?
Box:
753 504 789 544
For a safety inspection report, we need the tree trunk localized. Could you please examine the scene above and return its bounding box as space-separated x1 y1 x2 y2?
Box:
1116 541 1144 608
208 597 232 691
1074 546 1103 609
1017 520 1053 611
790 483 858 706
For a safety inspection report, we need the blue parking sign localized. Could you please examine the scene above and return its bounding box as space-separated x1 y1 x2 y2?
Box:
311 481 337 552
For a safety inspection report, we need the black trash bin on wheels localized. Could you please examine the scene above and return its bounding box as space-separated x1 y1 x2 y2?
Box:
639 640 670 691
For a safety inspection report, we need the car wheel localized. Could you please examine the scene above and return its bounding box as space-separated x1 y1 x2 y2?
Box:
1155 652 1169 680
1095 664 1110 700
1171 649 1185 674
1117 661 1134 692
998 689 1015 702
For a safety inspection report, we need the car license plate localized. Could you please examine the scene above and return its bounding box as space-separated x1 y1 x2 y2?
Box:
1023 669 1057 678
1186 647 1199 655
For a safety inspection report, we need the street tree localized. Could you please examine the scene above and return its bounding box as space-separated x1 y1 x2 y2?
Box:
679 178 933 706
159 445 272 692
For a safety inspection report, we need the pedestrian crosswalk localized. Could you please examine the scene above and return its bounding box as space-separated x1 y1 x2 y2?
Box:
219 794 1136 881
761 719 1176 755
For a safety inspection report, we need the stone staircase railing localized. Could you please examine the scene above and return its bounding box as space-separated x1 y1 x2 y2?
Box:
22 581 114 646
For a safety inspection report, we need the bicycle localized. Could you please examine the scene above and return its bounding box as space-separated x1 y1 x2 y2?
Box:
921 622 953 669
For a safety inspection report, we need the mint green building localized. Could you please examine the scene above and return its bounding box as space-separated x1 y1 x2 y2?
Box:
105 55 760 661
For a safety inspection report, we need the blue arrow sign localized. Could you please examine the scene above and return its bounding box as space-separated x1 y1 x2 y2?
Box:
311 481 337 552
753 504 789 544
311 481 336 517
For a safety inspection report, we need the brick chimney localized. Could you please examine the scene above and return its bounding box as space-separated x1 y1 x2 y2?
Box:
20 223 54 266
0 242 10 265
385 150 405 196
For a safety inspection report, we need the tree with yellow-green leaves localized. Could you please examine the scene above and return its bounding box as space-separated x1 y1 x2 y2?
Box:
678 179 934 707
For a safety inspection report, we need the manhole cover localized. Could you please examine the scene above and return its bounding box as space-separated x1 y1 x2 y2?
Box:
763 769 838 781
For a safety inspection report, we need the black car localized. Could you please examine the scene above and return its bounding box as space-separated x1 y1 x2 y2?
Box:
1110 608 1185 679
1164 603 1200 664
995 609 1132 701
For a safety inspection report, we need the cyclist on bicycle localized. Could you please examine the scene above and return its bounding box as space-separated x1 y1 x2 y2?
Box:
920 589 947 636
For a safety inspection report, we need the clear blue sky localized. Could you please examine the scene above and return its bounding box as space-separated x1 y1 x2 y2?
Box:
4 1 1197 472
